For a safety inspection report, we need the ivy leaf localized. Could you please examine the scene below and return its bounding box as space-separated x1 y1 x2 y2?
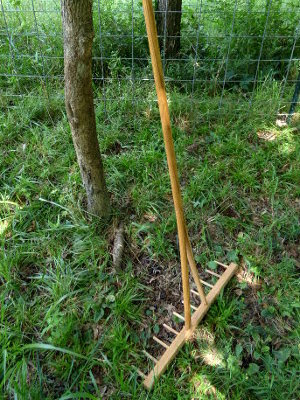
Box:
208 261 217 270
153 324 160 335
227 250 239 263
247 363 259 375
274 348 291 363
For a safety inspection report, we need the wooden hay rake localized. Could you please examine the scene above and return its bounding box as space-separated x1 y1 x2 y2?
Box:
137 0 238 390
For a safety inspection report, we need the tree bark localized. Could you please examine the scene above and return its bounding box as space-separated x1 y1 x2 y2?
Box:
62 0 110 217
155 0 182 58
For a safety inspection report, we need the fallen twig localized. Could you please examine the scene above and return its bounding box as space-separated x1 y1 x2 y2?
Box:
112 223 125 270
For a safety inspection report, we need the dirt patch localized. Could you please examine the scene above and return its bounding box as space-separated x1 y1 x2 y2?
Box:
105 140 123 155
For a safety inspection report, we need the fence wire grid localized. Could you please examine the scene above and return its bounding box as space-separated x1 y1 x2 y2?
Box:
0 0 299 119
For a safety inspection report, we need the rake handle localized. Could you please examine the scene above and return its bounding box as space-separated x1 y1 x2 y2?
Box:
142 0 191 330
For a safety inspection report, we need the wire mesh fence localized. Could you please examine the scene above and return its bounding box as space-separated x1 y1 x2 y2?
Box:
0 0 299 119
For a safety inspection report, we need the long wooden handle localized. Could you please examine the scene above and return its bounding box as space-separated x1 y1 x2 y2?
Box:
142 0 191 329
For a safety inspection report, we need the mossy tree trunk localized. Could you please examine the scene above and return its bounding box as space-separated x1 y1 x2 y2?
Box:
155 0 182 58
62 0 110 218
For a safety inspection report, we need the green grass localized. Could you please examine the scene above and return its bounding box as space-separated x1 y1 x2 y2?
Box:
1 1 299 398
0 79 299 399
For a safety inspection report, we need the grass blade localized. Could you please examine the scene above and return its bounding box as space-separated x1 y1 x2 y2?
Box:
22 343 88 360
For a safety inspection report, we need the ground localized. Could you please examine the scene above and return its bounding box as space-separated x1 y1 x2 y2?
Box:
0 82 299 399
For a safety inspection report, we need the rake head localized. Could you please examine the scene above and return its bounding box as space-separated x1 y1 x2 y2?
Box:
137 261 238 390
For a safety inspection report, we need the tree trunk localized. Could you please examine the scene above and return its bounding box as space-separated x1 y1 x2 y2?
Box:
155 0 182 58
62 0 110 218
